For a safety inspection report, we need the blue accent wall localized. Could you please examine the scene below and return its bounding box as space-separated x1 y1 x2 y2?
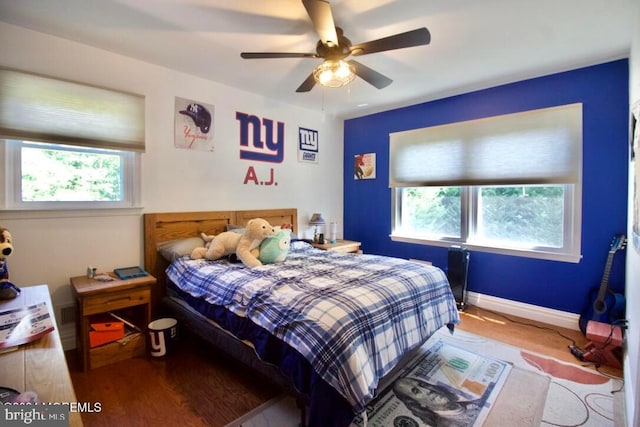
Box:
343 60 629 314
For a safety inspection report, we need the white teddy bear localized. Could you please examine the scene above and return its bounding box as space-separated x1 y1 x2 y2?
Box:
191 218 275 267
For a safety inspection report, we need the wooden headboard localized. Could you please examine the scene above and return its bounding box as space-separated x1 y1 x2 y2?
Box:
143 208 297 311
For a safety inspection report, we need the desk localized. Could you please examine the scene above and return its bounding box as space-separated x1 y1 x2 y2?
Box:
0 284 83 426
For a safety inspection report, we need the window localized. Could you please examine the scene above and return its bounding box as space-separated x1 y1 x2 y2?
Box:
3 140 139 209
390 104 582 262
394 184 578 261
0 68 144 210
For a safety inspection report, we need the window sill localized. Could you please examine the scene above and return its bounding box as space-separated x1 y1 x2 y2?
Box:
390 234 582 263
0 207 143 220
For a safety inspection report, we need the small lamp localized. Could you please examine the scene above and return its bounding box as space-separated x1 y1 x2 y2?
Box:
309 213 326 242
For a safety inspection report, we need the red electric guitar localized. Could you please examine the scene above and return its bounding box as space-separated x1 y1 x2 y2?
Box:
578 234 626 335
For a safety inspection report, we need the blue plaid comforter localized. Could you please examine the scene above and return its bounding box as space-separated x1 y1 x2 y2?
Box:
166 241 460 412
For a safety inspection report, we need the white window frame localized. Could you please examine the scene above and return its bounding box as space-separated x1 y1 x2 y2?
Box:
1 139 141 211
391 183 582 263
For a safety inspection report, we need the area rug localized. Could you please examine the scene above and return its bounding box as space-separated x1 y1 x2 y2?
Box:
349 338 514 427
225 328 623 427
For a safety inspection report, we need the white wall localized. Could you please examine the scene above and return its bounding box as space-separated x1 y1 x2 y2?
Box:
0 22 344 344
626 3 640 426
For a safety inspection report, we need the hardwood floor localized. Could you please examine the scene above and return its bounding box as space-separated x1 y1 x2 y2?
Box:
66 334 280 426
66 305 622 426
457 305 623 378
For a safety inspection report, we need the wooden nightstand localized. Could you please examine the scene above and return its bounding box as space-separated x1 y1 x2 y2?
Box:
312 239 362 253
71 273 155 371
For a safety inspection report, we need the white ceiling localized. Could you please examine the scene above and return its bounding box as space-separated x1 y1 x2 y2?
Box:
0 0 634 119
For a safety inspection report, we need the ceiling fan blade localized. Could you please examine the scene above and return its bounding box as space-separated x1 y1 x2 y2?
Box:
350 27 431 56
296 72 317 93
302 0 338 46
241 52 318 59
349 60 392 89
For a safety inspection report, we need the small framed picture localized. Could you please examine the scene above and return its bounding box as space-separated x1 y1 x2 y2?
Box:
174 97 215 151
354 153 376 180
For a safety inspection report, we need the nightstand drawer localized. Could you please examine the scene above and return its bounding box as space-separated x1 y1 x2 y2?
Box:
82 288 150 315
90 332 146 369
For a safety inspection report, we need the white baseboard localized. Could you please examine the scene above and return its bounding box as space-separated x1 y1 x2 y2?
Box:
466 291 580 331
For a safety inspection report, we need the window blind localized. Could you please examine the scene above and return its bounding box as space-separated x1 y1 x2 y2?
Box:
389 103 582 187
0 68 145 152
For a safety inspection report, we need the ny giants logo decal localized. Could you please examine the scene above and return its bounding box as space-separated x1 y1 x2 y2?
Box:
236 112 284 186
298 127 318 162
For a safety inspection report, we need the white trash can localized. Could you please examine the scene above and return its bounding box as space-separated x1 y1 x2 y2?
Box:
148 318 177 357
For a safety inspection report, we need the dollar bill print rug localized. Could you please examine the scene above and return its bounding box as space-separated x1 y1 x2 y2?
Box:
226 328 622 427
350 338 511 427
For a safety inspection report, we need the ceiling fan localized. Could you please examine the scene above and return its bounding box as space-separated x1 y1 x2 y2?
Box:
240 0 431 93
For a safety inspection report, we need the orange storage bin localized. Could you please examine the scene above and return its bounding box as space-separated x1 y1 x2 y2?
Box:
89 314 124 347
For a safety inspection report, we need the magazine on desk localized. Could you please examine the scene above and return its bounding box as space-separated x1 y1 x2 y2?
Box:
0 302 55 349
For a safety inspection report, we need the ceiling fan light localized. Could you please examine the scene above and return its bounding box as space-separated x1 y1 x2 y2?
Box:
313 60 356 88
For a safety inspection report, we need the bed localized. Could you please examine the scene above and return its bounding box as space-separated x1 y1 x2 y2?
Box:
143 208 460 427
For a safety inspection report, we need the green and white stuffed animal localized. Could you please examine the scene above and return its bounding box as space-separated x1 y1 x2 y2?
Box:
259 228 292 264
